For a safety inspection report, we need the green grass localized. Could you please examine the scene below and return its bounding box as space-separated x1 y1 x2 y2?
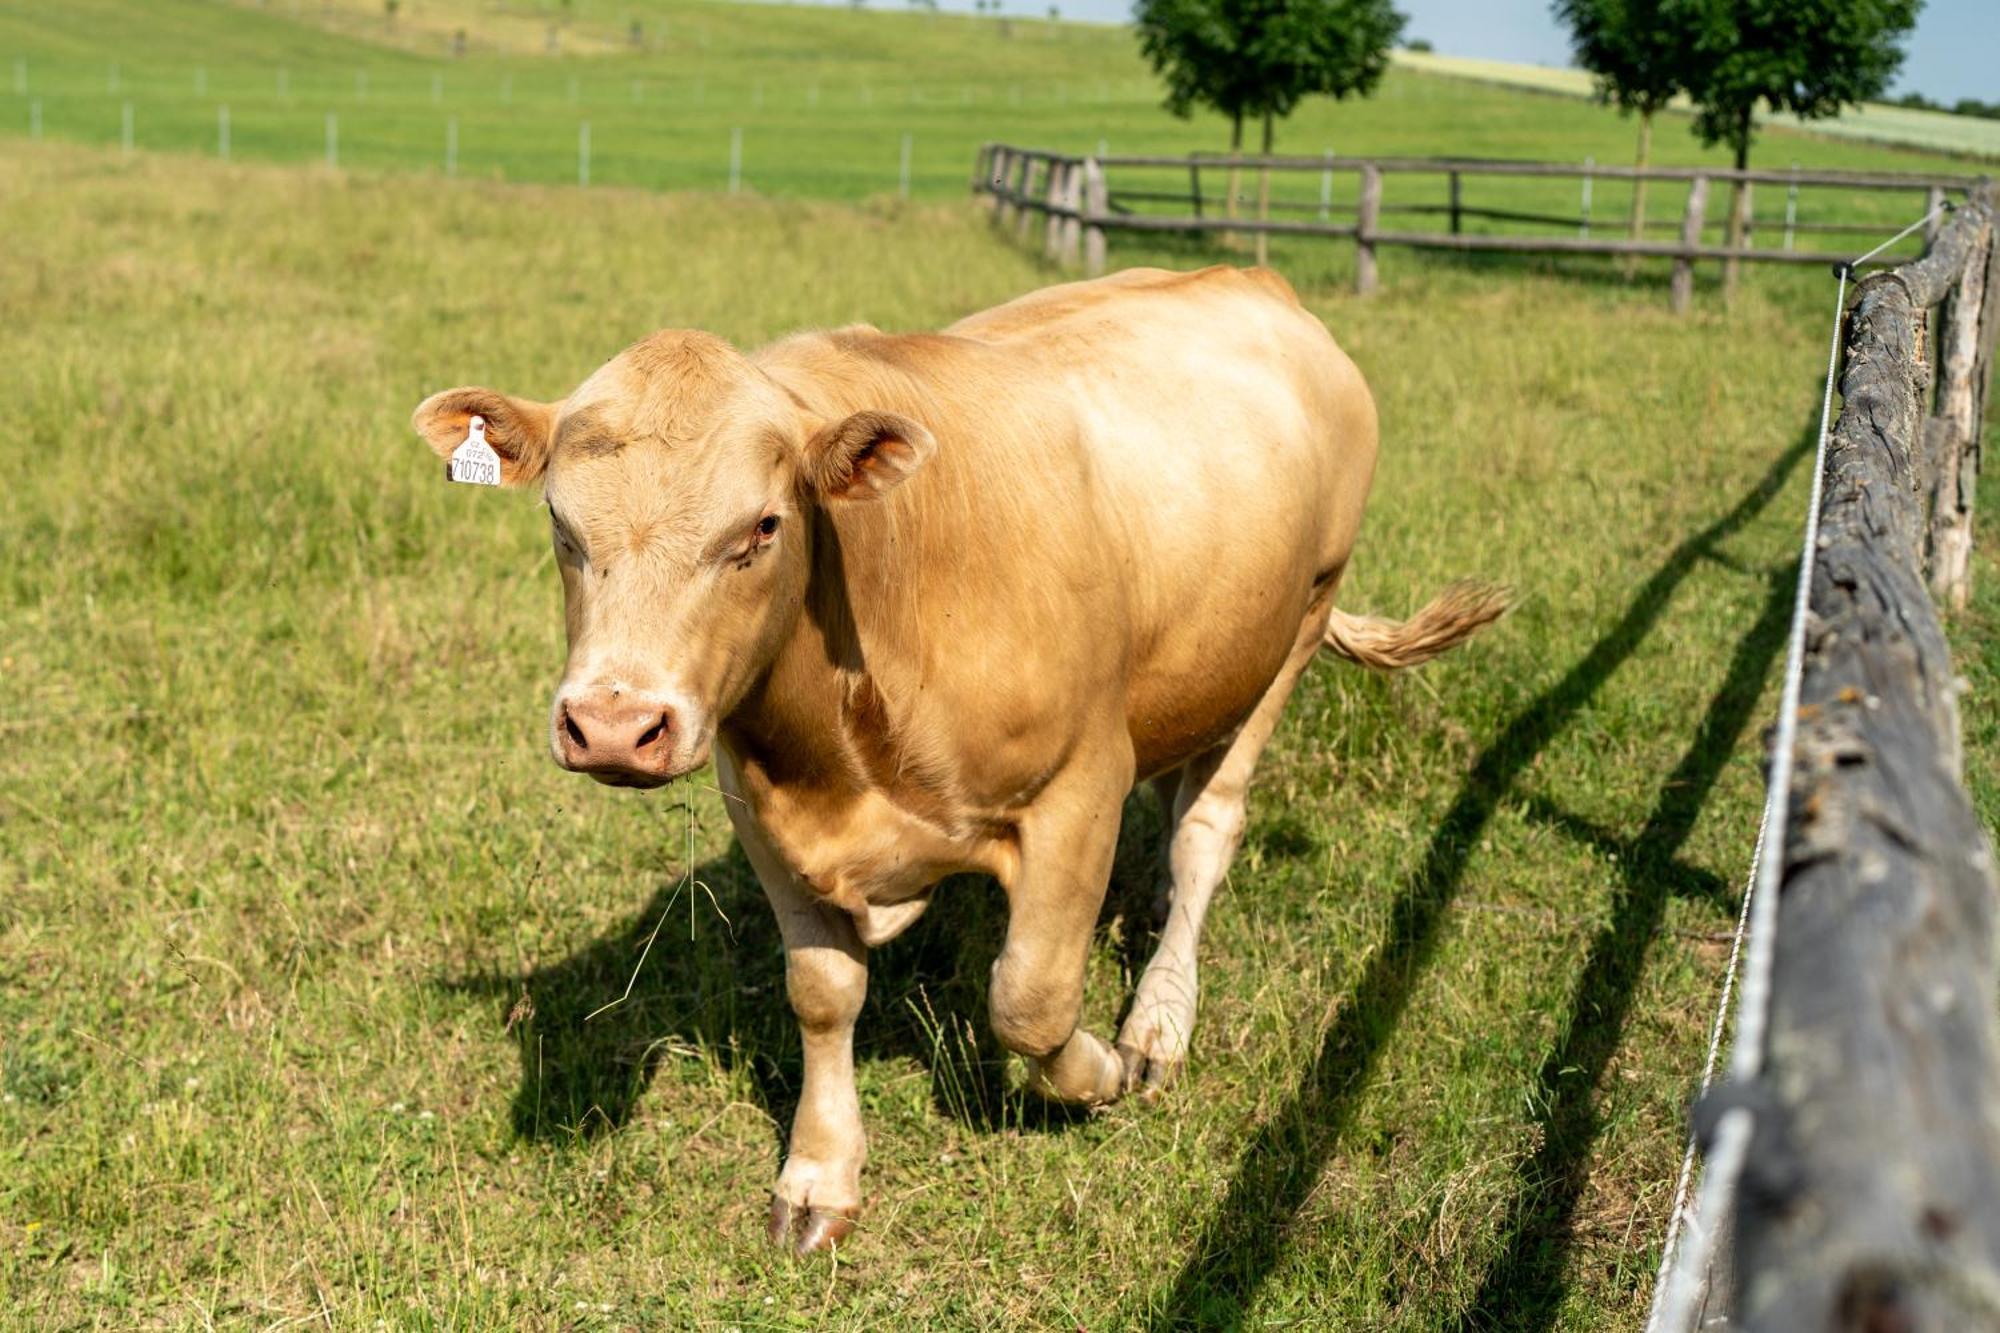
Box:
0 0 1977 237
7 135 1996 1329
4 3 2000 1327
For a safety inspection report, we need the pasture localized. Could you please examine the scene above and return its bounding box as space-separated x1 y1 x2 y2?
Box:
4 4 1999 1329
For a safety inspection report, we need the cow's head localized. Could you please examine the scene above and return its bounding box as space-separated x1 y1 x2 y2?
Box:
412 331 934 788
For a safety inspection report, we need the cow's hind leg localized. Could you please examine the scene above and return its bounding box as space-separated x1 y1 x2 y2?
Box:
1117 605 1326 1097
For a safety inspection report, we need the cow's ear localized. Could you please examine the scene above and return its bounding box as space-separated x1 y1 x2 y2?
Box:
411 386 558 488
803 410 936 503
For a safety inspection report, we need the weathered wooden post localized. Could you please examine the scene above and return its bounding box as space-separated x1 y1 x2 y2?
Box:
1449 169 1462 235
1060 161 1083 269
1926 186 1996 609
1056 155 1072 260
1000 148 1032 227
1727 194 2000 1330
1083 156 1108 277
991 146 1014 221
1017 155 1044 245
1355 163 1382 295
1189 159 1203 219
1724 179 1753 299
1671 175 1709 315
1925 184 1948 246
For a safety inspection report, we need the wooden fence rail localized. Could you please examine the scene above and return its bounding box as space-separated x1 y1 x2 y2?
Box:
1703 183 2000 1330
971 143 1985 312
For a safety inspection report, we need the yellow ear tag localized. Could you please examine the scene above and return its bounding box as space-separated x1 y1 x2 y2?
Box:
448 415 502 487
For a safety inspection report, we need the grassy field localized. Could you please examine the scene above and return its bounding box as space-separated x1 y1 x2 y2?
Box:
4 3 2000 1329
0 0 1979 235
1391 51 2000 162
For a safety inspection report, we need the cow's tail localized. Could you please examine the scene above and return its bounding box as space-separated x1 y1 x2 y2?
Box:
1321 580 1512 671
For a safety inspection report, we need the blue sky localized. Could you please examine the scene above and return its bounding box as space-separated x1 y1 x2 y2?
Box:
1004 0 1997 106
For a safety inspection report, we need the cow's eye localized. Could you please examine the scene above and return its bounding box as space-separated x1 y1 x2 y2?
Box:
756 514 780 539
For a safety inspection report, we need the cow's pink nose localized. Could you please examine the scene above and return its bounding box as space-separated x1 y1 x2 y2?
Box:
556 696 676 786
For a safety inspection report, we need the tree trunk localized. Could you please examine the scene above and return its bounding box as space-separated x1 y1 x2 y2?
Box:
1624 108 1652 278
1255 110 1274 266
1725 119 1751 298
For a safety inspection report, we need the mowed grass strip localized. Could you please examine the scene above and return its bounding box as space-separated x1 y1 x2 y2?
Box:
3 138 1998 1329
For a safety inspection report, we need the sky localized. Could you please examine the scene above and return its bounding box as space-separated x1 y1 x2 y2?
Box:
1015 0 1998 107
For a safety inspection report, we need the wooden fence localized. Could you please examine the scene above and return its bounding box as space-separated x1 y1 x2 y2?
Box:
971 143 1986 312
1684 185 2000 1328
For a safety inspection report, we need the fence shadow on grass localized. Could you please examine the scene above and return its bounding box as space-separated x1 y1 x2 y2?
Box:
1455 561 1793 1330
1139 417 1816 1330
448 786 1176 1149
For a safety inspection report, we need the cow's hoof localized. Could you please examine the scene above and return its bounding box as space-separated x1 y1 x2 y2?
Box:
1117 1041 1181 1104
767 1194 857 1255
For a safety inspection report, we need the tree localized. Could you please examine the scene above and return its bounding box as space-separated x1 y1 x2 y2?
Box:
1134 0 1405 258
1552 0 1689 255
1681 0 1920 280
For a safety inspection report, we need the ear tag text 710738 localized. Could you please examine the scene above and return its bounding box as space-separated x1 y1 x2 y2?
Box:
448 415 502 487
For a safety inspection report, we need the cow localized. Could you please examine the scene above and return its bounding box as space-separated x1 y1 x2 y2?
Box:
410 265 1506 1254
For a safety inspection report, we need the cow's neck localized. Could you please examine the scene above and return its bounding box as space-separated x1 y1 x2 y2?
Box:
722 504 925 801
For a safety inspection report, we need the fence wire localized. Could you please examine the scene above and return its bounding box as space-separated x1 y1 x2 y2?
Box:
1642 196 1953 1333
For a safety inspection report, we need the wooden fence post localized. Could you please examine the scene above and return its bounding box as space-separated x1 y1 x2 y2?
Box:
1672 175 1708 314
991 146 1012 226
1083 156 1107 277
1355 163 1382 295
1724 178 1751 300
1044 158 1067 261
1449 169 1462 235
1926 184 1948 246
1727 199 2000 1329
1016 155 1041 245
1060 161 1083 269
1189 159 1203 219
1926 190 1997 609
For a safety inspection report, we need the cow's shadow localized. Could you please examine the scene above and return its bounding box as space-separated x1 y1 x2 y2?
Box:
448 785 1184 1148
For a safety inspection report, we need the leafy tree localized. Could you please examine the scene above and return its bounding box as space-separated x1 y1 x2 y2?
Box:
1135 0 1403 259
1135 0 1405 157
1552 0 1689 248
1681 0 1921 265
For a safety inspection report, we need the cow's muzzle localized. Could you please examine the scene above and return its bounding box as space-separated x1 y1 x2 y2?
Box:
553 693 680 788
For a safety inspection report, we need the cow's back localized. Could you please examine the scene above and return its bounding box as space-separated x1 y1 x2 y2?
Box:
758 266 1376 788
952 267 1378 773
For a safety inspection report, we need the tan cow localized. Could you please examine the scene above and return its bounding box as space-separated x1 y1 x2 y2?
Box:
411 265 1505 1253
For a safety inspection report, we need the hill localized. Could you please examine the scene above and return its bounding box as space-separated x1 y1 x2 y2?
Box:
0 0 1977 203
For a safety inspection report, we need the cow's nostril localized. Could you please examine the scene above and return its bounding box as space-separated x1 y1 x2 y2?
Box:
635 715 668 752
563 711 588 751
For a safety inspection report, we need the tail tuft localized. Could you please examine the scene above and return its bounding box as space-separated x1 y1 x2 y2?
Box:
1322 580 1513 671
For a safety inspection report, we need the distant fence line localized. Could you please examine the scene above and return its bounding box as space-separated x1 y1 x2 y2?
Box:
971 142 1989 310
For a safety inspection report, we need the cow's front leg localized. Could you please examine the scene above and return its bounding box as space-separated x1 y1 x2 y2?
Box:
764 884 868 1254
724 789 868 1255
990 750 1133 1105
